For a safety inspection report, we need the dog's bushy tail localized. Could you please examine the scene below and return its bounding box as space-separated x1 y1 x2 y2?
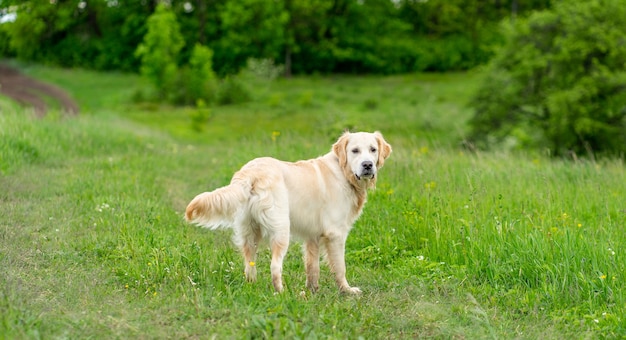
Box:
185 180 250 229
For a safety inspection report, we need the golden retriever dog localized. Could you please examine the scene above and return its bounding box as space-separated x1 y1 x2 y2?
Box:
185 131 392 294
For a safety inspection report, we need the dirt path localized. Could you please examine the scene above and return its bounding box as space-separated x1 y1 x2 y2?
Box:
0 63 79 116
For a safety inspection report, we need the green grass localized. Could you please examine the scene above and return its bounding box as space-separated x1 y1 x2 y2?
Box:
1 64 625 338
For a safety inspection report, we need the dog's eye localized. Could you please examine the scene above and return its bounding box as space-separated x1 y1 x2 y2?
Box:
351 148 359 154
370 147 377 153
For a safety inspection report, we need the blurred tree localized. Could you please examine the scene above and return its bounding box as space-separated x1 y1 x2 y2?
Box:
283 0 333 76
468 0 626 156
398 0 552 71
2 0 75 61
0 0 153 71
172 43 218 105
174 0 224 70
215 0 289 75
87 1 154 71
135 3 184 99
327 0 416 74
0 0 556 75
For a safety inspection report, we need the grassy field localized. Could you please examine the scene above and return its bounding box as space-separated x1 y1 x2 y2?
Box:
1 64 625 339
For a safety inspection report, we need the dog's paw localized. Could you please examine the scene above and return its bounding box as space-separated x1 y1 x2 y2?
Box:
306 282 319 294
244 265 257 282
342 286 362 295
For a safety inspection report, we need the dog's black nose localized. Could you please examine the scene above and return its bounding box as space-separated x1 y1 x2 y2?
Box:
362 161 373 170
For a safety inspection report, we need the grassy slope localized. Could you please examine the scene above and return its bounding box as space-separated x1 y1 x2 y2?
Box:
1 65 625 338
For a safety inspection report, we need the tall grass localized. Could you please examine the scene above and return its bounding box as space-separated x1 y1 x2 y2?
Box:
1 65 625 338
363 148 625 319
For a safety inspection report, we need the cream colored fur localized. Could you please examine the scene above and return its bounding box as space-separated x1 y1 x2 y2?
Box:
185 131 392 294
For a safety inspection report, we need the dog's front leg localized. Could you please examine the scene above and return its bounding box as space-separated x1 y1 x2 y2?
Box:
323 234 362 294
304 239 321 293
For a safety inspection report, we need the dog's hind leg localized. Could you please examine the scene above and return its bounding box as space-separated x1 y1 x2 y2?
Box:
254 182 290 292
261 206 290 292
233 213 263 283
241 226 262 282
269 234 289 292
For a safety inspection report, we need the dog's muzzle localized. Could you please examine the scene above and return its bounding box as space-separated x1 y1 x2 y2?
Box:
355 161 375 180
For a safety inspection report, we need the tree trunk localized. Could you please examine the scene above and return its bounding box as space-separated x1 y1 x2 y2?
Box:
196 0 206 44
511 0 518 21
284 45 292 78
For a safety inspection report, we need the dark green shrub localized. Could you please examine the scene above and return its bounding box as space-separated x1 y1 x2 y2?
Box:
363 98 378 110
414 31 502 72
216 75 252 106
468 0 626 157
0 25 14 57
172 44 218 106
188 44 218 103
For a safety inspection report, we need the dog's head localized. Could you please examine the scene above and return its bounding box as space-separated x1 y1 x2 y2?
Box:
333 131 392 188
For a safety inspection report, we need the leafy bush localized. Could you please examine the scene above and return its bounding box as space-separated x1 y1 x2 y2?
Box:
172 44 218 106
243 58 284 81
0 25 14 57
216 75 252 105
189 99 211 132
214 58 285 106
468 0 626 156
134 4 184 99
188 44 218 101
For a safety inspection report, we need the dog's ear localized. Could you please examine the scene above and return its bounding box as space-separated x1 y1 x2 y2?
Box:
332 131 350 167
374 131 392 168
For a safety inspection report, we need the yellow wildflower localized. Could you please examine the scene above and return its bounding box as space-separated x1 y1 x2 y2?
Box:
271 131 280 142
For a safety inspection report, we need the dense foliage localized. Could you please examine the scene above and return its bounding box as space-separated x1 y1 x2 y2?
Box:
0 0 551 75
468 0 626 156
135 4 184 99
